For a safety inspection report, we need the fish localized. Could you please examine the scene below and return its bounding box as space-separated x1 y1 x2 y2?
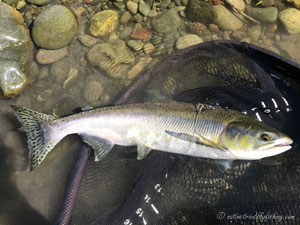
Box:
11 101 293 172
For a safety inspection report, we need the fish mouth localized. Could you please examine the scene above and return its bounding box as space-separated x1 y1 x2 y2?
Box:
258 136 293 151
229 137 293 160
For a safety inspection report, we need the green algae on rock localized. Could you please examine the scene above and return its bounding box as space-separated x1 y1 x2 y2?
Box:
89 10 118 37
26 0 52 6
87 39 135 79
0 2 34 97
32 5 78 49
151 8 181 33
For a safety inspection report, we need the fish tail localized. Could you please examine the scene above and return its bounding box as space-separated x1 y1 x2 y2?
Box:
11 105 58 172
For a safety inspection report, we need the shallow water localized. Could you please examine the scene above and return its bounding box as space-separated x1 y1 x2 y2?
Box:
0 0 300 224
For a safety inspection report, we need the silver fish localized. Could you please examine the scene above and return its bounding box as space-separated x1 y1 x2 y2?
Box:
11 102 293 172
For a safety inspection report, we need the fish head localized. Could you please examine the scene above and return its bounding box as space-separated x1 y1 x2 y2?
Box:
220 119 293 160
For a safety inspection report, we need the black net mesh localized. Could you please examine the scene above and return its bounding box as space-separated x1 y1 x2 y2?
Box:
54 41 300 225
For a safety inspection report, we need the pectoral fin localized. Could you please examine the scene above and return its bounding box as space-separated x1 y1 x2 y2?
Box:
165 130 225 151
137 145 152 160
80 134 114 161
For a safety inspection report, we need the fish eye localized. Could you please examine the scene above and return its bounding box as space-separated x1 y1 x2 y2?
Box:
260 133 271 141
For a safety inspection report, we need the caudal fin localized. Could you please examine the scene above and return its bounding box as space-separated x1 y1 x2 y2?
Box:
11 105 58 172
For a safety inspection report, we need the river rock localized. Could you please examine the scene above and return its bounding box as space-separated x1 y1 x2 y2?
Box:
78 34 97 47
279 8 300 34
121 11 132 24
32 5 77 49
127 57 152 79
176 34 203 49
226 0 245 11
0 2 34 97
189 22 207 35
275 34 300 63
83 81 103 103
127 1 138 14
89 10 118 37
36 47 68 64
143 43 155 54
246 6 278 23
26 0 52 5
139 0 150 16
127 40 144 51
261 0 274 7
131 28 152 39
120 27 133 39
247 25 261 42
151 8 181 33
186 0 214 24
87 39 135 79
295 0 300 8
212 5 243 31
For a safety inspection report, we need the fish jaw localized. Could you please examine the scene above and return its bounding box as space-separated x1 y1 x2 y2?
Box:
228 137 293 160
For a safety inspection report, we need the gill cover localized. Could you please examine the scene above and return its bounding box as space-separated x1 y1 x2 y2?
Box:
220 120 282 152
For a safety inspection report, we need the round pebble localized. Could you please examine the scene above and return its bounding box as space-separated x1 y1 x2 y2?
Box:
84 81 103 103
279 8 300 34
32 5 78 49
36 47 68 64
176 34 203 49
89 10 118 37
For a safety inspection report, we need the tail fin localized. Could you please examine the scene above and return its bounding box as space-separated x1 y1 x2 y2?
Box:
11 105 58 172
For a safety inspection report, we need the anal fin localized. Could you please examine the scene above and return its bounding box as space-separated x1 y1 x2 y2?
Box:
80 133 114 161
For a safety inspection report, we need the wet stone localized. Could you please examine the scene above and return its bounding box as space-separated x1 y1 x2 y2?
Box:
186 0 214 24
261 0 274 7
246 6 278 23
133 13 143 22
127 57 152 79
120 27 133 39
131 28 152 40
176 34 203 49
143 43 155 54
189 22 207 36
226 0 245 11
279 8 300 34
127 40 144 51
32 5 78 49
83 81 103 104
87 39 135 79
139 0 150 16
36 47 68 65
89 10 118 37
248 25 261 42
212 5 243 31
151 8 181 33
78 34 98 47
127 1 138 14
0 2 34 97
121 11 132 24
148 10 157 17
26 0 52 5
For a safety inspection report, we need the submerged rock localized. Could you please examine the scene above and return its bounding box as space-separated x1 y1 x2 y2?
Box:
87 39 135 79
176 34 203 49
32 5 78 49
26 0 52 5
279 8 300 34
89 10 118 37
151 8 181 33
186 0 214 24
127 57 152 79
212 5 243 31
83 81 103 104
0 2 34 97
36 47 68 64
246 6 278 23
